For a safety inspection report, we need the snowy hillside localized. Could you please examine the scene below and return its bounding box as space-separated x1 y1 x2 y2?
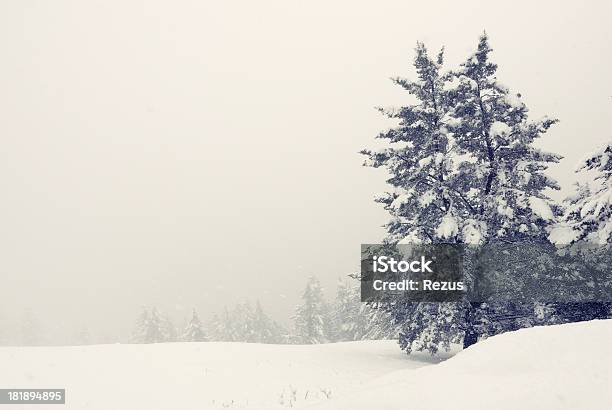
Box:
0 339 446 409
0 321 610 410
310 320 612 410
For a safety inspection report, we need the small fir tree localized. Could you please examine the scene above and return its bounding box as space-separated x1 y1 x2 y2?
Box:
182 308 208 342
294 276 329 344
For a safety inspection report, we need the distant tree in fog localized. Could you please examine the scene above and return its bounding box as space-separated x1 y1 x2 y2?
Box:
252 301 285 343
207 302 286 343
131 306 176 343
294 276 330 344
331 278 399 342
181 309 208 342
206 310 230 341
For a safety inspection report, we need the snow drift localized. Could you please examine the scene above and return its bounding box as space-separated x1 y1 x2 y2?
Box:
310 320 612 410
0 320 609 409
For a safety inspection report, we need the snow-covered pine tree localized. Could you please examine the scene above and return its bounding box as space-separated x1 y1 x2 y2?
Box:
159 310 177 342
131 306 150 343
331 279 365 341
182 308 208 342
451 33 561 347
145 307 166 343
206 301 285 343
361 301 401 340
206 313 223 342
131 306 176 343
332 278 400 341
362 35 561 353
231 302 257 342
219 307 236 341
549 141 612 321
552 142 612 245
252 302 270 342
294 276 329 344
252 301 285 344
362 42 468 354
451 33 560 242
205 312 227 342
362 42 462 244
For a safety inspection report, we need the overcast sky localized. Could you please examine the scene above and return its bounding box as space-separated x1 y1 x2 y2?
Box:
1 0 610 344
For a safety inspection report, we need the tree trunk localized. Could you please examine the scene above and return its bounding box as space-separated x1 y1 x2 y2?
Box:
463 327 478 349
463 302 481 349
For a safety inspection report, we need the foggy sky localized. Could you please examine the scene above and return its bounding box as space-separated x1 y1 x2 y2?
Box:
1 0 610 344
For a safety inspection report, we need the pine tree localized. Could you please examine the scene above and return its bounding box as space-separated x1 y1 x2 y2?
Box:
131 306 176 343
294 276 329 344
451 33 561 348
551 142 612 244
206 301 286 343
451 33 560 243
362 35 561 353
252 301 285 344
206 311 235 342
206 313 222 341
231 302 256 342
362 302 400 340
331 279 364 341
549 142 612 321
155 307 177 342
361 42 462 244
131 306 150 343
332 278 399 341
361 43 469 353
182 308 208 342
219 307 235 341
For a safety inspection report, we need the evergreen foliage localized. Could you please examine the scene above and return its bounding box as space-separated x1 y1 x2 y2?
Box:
332 278 399 341
207 302 286 343
294 276 330 344
551 142 612 245
362 34 562 353
182 309 208 342
131 306 176 344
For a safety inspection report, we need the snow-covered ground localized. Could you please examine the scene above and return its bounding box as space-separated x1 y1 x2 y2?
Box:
0 320 609 410
310 320 612 410
0 339 443 409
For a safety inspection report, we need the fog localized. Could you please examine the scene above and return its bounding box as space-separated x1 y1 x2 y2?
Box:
0 0 610 344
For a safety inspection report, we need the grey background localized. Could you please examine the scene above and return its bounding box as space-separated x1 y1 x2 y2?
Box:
0 0 610 344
